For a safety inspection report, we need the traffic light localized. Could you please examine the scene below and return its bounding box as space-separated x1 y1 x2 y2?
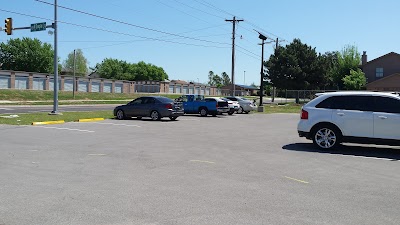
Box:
4 18 12 35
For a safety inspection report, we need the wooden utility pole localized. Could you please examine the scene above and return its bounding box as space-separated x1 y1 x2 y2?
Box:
226 16 243 96
272 38 279 103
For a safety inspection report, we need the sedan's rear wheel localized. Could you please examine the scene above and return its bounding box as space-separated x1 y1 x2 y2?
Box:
116 109 125 120
150 110 161 121
237 107 244 114
312 125 341 149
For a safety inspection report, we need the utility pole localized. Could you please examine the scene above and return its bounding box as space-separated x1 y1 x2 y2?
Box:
244 70 246 85
272 37 279 103
226 16 243 96
73 49 76 99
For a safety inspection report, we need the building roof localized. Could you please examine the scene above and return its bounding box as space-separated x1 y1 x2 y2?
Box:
366 73 400 87
235 84 259 90
363 52 400 66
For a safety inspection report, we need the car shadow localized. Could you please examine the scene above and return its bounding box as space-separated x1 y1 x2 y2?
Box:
283 143 400 161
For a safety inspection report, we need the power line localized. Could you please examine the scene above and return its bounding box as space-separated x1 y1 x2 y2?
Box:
170 0 226 19
192 0 234 17
0 9 230 49
34 0 230 46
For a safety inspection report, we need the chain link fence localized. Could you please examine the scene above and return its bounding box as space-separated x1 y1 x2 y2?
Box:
269 90 339 104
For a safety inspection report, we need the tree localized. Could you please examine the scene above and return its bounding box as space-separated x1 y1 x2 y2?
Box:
265 39 324 90
0 37 54 73
331 45 361 89
221 72 231 86
342 68 366 90
318 51 338 89
63 49 88 76
94 59 168 81
208 71 215 86
212 74 223 88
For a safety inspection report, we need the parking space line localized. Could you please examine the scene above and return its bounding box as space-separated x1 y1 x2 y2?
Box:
88 153 107 156
284 176 309 184
189 160 215 164
31 126 95 133
343 155 396 161
90 122 141 127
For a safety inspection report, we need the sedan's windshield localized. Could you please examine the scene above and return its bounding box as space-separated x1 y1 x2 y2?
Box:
156 97 173 103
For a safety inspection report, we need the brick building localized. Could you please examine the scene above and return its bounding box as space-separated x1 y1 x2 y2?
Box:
363 51 400 91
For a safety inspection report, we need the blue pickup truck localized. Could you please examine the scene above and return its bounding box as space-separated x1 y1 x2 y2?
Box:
176 94 223 117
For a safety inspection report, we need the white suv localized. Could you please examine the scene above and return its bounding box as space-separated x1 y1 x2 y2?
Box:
297 91 400 149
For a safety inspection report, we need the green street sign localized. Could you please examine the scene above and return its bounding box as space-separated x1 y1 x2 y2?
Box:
31 22 46 32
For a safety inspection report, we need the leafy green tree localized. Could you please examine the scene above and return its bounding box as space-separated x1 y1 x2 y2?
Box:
212 74 223 88
208 71 215 86
62 49 88 76
331 45 361 89
95 58 132 80
319 51 338 89
342 68 366 90
266 39 324 90
131 61 168 81
94 59 168 81
0 37 54 73
221 72 231 86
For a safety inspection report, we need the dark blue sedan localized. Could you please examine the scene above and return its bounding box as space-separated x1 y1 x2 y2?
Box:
114 96 184 121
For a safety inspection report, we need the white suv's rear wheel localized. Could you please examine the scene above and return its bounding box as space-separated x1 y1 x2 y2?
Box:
312 125 341 149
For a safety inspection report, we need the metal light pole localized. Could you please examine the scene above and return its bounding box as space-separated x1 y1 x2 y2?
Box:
244 70 246 85
73 49 76 99
50 0 60 114
256 31 268 112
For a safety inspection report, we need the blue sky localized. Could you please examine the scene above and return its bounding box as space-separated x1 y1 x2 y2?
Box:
3 0 400 85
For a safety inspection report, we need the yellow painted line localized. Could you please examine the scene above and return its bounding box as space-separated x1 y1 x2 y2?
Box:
88 154 107 156
189 160 215 164
32 120 65 125
284 176 309 184
77 118 105 122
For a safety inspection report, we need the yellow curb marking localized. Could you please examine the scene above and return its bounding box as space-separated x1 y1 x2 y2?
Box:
189 160 215 164
32 120 65 125
77 118 105 122
284 176 309 184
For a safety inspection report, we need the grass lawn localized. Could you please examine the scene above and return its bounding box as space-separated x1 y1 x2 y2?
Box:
260 103 303 114
0 89 184 103
0 110 114 125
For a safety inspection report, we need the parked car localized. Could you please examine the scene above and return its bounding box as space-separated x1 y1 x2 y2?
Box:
297 91 400 149
176 94 219 117
204 97 230 115
225 96 257 114
114 96 184 121
220 97 240 115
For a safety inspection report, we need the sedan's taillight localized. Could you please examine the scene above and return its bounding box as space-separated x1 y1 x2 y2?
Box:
301 109 308 120
165 104 172 109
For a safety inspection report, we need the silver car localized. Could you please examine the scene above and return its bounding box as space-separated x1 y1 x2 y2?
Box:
225 96 257 114
114 96 184 121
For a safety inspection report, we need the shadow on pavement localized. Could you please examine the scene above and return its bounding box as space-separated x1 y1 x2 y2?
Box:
283 143 400 161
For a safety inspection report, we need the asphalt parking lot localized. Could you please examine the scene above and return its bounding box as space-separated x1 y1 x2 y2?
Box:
1 113 400 225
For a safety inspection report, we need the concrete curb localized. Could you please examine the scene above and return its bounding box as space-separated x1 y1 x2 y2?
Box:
77 118 105 122
32 120 65 125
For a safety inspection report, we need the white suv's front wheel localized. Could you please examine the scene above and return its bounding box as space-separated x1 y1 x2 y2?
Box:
312 125 341 149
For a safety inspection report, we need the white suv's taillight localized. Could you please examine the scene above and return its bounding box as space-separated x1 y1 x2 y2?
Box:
301 109 308 120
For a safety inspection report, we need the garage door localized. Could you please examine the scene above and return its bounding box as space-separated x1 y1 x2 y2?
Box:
64 79 73 91
103 83 112 93
78 81 88 92
33 78 46 90
0 76 10 89
91 82 100 92
15 77 28 90
49 79 61 91
115 83 123 93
